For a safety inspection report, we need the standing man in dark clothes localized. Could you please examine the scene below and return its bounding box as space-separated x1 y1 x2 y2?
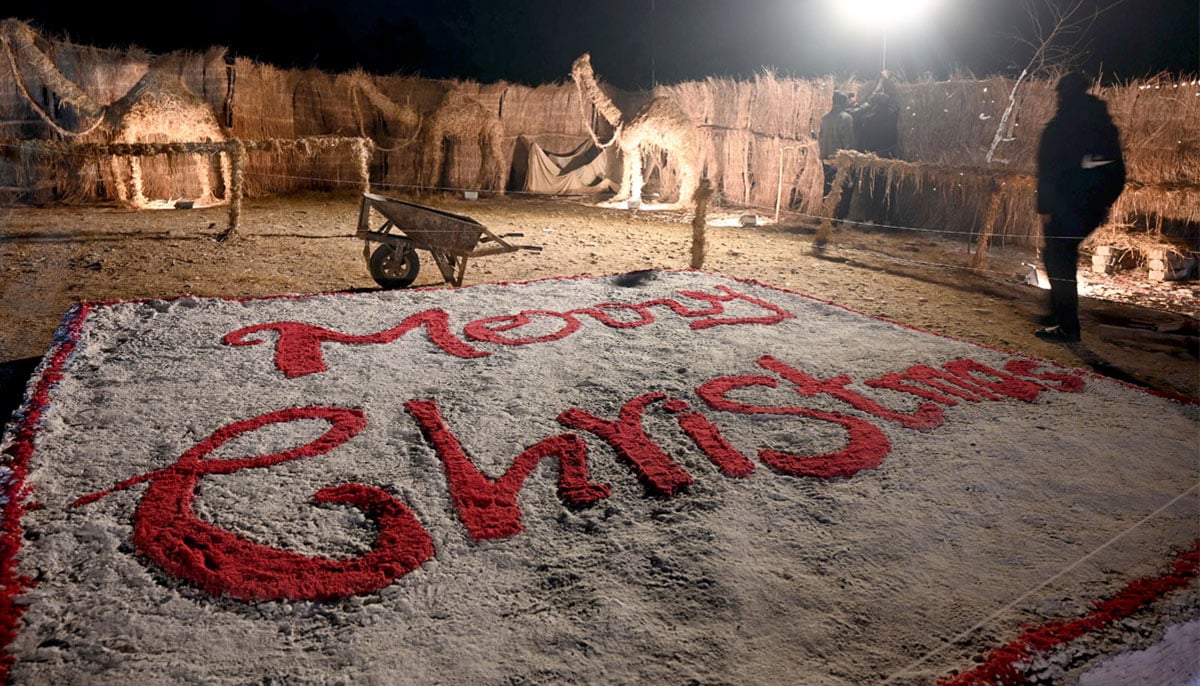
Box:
851 71 900 158
819 91 856 165
858 91 900 158
819 90 857 220
1034 71 1126 343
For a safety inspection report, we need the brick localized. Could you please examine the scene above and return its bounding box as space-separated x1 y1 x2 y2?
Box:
1091 256 1113 274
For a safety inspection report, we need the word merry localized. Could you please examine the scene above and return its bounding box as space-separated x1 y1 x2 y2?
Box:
71 354 1084 603
221 285 795 377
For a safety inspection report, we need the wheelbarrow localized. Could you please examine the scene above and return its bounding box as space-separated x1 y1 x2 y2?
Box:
355 192 542 288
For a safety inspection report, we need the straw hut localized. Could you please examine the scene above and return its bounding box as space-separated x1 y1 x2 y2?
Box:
105 69 230 208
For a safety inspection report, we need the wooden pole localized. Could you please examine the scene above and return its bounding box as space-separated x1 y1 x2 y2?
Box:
218 139 246 242
972 179 1001 268
691 179 714 269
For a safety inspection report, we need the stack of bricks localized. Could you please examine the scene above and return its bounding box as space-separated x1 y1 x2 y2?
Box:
1147 248 1188 282
1091 245 1116 274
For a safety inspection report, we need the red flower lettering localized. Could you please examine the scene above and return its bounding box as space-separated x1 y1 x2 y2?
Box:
559 393 695 496
405 400 611 540
223 310 488 378
72 407 433 602
696 375 891 479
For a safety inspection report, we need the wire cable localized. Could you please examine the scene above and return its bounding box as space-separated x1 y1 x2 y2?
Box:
880 483 1200 684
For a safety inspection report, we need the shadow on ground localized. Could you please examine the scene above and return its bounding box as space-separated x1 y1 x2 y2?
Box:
1 357 41 437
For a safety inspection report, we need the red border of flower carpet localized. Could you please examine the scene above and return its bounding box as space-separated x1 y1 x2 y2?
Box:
0 304 91 683
940 540 1200 685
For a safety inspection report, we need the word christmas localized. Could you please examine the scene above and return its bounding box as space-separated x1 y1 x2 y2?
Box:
72 344 1084 603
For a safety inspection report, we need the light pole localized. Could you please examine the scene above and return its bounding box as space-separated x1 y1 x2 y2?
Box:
881 26 887 71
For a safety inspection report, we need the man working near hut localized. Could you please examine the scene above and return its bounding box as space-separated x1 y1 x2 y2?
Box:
1034 71 1125 343
820 90 856 163
849 71 899 158
819 90 856 220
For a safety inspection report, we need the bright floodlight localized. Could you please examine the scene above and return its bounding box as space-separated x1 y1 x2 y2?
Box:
832 0 939 30
830 0 940 69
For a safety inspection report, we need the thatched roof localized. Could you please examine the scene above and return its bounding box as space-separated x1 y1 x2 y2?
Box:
107 70 225 143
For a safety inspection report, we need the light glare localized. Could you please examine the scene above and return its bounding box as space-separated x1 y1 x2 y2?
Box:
831 0 939 30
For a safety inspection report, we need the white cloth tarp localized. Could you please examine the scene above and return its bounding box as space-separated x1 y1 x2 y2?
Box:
515 136 619 195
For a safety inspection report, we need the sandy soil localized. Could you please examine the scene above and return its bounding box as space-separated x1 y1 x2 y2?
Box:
1 190 1197 407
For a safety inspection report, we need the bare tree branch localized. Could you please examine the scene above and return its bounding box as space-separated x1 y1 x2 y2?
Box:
987 0 1128 164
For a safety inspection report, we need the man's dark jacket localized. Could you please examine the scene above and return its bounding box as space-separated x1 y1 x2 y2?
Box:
1036 93 1126 235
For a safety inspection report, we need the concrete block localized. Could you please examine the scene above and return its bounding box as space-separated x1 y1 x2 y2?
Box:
1146 248 1191 281
1089 245 1117 274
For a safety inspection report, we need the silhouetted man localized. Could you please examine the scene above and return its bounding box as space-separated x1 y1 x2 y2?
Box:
819 90 856 162
1034 72 1125 343
850 71 900 158
857 91 899 158
819 90 856 220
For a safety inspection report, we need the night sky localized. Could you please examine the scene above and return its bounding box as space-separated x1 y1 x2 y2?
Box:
7 1 1198 88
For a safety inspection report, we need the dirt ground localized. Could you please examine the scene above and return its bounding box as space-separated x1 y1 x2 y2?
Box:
1 191 1198 414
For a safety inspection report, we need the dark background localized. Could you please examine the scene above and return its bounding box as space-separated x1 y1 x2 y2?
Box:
6 1 1199 87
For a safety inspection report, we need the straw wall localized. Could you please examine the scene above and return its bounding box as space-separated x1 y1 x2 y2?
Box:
221 60 374 196
1 20 1196 254
855 76 1199 249
0 20 228 203
656 72 830 212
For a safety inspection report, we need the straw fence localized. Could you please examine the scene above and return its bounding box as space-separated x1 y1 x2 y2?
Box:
1 19 1196 256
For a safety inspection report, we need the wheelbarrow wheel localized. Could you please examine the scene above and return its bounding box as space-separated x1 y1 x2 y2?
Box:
368 243 420 289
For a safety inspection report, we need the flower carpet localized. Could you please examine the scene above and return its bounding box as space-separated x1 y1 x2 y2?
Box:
2 271 1196 684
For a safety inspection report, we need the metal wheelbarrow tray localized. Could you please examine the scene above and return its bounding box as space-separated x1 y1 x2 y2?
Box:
355 192 542 288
